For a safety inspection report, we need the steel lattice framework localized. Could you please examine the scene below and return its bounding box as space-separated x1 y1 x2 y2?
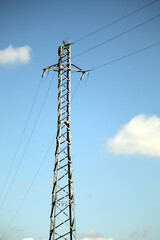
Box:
42 42 89 240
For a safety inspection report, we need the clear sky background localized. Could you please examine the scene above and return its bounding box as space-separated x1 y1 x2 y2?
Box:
0 1 160 240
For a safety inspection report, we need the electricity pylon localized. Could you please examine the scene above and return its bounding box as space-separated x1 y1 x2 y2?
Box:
42 41 89 240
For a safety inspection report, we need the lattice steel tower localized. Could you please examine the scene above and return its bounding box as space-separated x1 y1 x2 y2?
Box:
42 41 88 240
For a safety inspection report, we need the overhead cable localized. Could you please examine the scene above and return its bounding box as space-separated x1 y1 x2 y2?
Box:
0 78 43 200
1 68 85 238
2 40 160 238
72 0 159 44
70 40 160 99
0 137 54 240
72 13 160 59
71 72 90 101
91 40 160 70
71 79 81 101
0 72 55 212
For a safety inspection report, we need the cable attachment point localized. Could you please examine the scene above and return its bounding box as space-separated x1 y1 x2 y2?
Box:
41 69 46 78
80 71 85 80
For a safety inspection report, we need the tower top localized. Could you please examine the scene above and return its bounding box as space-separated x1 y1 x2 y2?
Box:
63 40 72 46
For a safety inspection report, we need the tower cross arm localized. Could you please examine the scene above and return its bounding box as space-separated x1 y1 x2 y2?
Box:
42 63 90 78
70 63 90 73
41 63 59 78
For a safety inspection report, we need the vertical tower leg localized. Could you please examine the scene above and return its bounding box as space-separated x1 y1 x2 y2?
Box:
42 41 89 240
49 43 76 240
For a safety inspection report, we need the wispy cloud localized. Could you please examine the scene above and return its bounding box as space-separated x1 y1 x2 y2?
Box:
0 45 32 66
143 226 150 237
79 230 114 240
24 182 32 188
130 226 150 238
106 114 160 157
11 226 24 232
130 231 139 238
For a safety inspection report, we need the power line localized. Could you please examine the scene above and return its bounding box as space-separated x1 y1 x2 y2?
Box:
1 68 85 238
71 72 90 101
0 72 55 212
72 0 159 44
69 38 160 100
0 137 54 240
71 79 81 101
72 13 160 59
0 78 43 200
91 40 160 70
70 41 160 99
2 39 160 239
1 65 88 238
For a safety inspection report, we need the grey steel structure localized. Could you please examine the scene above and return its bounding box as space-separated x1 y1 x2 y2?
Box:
42 42 88 240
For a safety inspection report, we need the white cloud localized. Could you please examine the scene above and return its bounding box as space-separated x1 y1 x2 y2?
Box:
0 45 32 65
106 114 160 157
79 230 114 240
23 238 34 240
81 238 113 240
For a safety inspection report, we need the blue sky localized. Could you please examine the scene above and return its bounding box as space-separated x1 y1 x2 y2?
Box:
0 0 160 240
